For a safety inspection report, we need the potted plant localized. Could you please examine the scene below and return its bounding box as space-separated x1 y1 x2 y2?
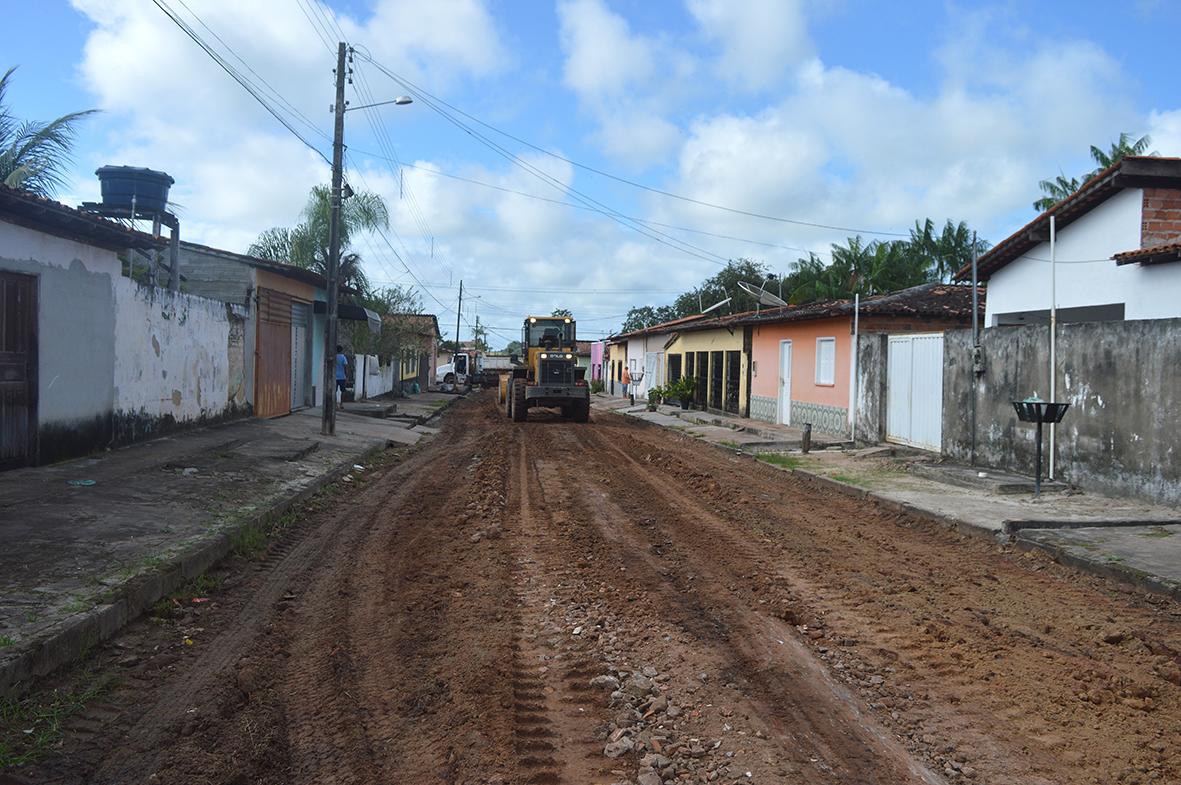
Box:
645 385 665 411
668 376 696 409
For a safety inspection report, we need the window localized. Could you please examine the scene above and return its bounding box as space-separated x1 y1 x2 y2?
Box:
815 338 836 385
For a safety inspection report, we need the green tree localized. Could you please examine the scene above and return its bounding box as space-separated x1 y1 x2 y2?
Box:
551 307 573 318
0 66 98 196
1033 133 1154 212
248 185 389 293
908 219 991 283
671 258 771 317
502 340 523 355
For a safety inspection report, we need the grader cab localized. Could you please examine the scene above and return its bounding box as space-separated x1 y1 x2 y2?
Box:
499 315 590 423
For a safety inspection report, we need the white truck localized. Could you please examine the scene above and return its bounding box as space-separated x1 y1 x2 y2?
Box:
436 351 475 389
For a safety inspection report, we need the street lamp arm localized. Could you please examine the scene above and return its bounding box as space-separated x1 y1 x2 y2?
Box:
345 96 413 112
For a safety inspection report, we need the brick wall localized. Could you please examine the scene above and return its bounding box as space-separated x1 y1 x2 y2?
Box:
1142 187 1181 248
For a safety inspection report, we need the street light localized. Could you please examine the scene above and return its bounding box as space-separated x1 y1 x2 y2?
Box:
345 95 413 112
322 44 412 436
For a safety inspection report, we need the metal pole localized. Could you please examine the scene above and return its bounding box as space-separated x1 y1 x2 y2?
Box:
850 293 859 442
970 231 979 466
322 41 347 436
1035 418 1043 496
455 279 463 357
1049 216 1057 479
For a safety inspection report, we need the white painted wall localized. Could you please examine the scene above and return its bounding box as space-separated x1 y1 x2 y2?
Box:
112 278 239 423
986 188 1181 324
0 219 122 277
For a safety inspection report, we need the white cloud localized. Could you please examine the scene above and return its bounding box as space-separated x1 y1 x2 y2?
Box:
1147 109 1181 157
687 0 812 90
557 0 655 98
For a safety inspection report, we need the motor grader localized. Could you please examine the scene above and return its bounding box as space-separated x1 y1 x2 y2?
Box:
498 315 590 423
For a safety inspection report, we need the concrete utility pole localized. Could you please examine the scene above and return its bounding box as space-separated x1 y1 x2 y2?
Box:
322 41 347 436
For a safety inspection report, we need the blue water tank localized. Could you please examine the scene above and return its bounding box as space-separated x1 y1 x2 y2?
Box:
95 166 174 213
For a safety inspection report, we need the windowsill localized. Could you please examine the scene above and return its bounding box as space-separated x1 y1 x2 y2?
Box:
815 382 835 387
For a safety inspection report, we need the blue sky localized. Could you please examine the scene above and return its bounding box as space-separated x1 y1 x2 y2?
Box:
6 1 1181 344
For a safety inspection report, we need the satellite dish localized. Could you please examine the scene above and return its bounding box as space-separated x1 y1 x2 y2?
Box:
701 296 731 314
737 280 788 307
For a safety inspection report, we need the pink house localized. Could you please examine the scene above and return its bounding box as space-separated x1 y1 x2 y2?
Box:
740 284 980 434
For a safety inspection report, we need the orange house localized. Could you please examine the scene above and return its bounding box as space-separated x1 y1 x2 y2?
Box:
740 283 981 435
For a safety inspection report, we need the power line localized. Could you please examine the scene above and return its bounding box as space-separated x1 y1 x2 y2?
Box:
151 0 331 165
355 54 910 239
354 52 732 267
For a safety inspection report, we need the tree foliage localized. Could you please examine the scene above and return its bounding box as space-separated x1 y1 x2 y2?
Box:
1033 132 1154 212
248 185 389 294
343 284 425 361
551 307 573 318
0 66 98 197
616 223 987 334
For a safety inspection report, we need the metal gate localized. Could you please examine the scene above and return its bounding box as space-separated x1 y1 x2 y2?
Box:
886 333 944 451
0 272 37 468
290 300 310 410
255 288 292 418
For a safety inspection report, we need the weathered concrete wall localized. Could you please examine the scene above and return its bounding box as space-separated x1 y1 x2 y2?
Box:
176 243 254 305
1 221 120 462
112 279 247 442
854 333 888 444
944 319 1181 505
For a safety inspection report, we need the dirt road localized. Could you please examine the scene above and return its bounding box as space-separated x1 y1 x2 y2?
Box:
6 393 1181 785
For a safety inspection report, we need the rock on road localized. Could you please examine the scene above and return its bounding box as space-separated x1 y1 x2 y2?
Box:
9 393 1181 785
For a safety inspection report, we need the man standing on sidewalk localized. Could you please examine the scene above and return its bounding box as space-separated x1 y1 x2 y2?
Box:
335 345 348 410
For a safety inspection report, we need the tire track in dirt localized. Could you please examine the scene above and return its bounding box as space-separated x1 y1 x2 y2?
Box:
585 411 1181 785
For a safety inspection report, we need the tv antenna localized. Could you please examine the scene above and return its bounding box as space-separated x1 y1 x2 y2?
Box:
701 297 731 314
737 280 788 311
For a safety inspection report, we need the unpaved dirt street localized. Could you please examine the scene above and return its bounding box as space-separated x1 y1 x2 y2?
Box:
7 393 1181 785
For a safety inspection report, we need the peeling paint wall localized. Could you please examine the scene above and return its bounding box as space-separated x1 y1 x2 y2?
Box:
943 320 1181 505
112 278 246 441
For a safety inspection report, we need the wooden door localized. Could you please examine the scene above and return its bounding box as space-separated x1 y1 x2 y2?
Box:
255 288 292 418
0 272 37 469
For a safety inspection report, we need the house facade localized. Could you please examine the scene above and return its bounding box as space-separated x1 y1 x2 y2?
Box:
662 320 749 415
0 186 247 468
961 156 1181 324
742 284 980 440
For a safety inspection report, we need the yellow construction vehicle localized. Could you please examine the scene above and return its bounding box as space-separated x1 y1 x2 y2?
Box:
498 315 590 423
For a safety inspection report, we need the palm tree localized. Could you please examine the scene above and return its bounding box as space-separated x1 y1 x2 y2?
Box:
0 66 98 196
248 184 389 294
1033 133 1154 212
1090 132 1153 171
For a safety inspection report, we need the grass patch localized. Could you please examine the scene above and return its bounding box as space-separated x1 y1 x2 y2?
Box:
0 636 14 649
719 440 741 449
229 523 267 559
757 453 802 470
60 598 90 616
0 674 115 769
830 473 871 488
1138 526 1176 539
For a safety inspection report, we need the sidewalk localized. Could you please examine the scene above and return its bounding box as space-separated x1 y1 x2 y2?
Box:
0 391 458 697
593 394 1181 601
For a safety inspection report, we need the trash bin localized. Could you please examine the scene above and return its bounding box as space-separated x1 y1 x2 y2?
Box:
1011 399 1071 495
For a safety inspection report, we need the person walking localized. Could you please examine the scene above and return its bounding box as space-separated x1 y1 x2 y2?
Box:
335 345 348 410
621 364 631 401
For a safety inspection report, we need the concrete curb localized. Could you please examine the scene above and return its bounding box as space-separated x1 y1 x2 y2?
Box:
1001 518 1181 535
1011 534 1181 602
0 440 393 700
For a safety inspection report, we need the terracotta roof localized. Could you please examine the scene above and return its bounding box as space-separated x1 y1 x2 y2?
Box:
1113 241 1181 267
608 312 715 341
954 156 1181 282
734 282 983 326
0 184 166 251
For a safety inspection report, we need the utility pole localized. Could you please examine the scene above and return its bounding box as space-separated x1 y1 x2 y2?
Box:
322 41 347 436
454 279 463 356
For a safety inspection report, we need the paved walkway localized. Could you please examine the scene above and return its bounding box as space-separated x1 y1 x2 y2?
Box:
593 394 1181 600
0 391 456 696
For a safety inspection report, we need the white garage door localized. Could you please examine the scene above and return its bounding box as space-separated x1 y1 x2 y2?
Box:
886 333 944 451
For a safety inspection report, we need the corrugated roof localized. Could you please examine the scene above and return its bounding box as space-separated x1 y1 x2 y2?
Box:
0 184 166 251
954 156 1181 282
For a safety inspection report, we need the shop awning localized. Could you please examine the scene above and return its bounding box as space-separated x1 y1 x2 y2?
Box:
315 301 381 334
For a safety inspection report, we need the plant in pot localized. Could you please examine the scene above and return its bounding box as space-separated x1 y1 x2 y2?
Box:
645 385 665 411
668 376 696 410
